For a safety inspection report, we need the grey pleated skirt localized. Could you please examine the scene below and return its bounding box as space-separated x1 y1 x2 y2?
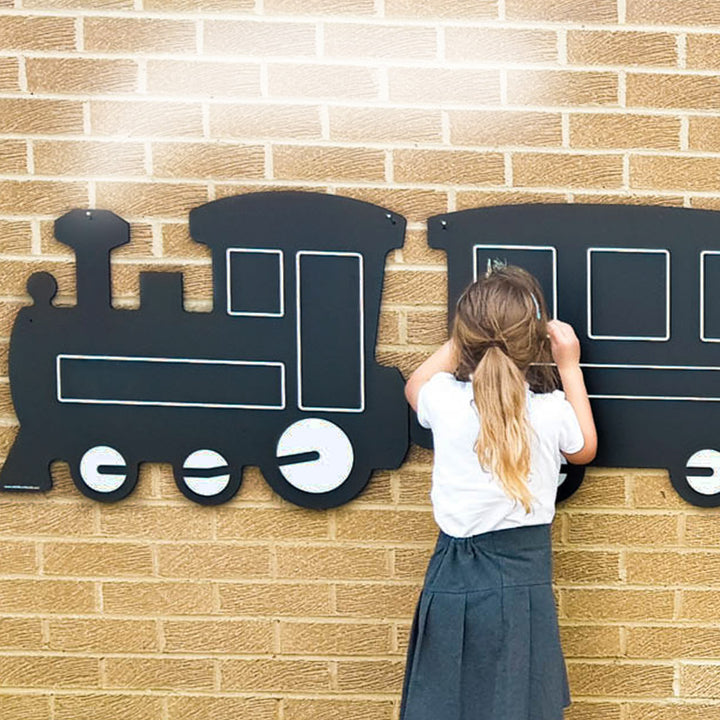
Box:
400 523 569 720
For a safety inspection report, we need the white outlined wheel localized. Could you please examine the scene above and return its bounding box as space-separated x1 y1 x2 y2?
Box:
173 449 241 506
556 463 585 503
73 445 137 502
670 448 720 508
276 418 354 494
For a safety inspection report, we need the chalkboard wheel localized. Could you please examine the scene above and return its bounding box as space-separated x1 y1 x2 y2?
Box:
556 463 585 503
669 448 720 508
72 445 138 502
173 449 242 506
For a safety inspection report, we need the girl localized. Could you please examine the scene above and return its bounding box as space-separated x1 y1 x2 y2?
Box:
400 264 596 720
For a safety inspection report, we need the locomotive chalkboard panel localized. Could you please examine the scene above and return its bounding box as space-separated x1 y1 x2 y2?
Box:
0 192 409 508
421 203 720 508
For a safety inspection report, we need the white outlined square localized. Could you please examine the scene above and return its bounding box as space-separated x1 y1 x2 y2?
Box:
587 248 670 341
226 248 284 317
701 251 720 343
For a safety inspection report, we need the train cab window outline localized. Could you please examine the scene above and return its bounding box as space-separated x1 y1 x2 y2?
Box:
0 193 410 510
586 247 671 342
472 244 558 319
56 354 287 411
226 248 284 317
700 251 720 343
296 250 365 414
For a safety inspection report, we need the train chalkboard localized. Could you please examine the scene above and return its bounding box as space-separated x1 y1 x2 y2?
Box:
0 192 409 508
422 203 720 508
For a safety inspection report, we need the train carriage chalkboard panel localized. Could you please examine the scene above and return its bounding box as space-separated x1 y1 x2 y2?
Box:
0 192 409 509
423 203 720 507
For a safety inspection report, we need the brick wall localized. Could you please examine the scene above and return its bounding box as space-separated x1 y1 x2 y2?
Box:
1 1 720 718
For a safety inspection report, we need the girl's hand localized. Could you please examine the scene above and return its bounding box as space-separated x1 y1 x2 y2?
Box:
547 319 581 370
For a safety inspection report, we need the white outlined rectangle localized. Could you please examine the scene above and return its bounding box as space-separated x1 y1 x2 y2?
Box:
586 247 670 341
472 244 558 319
226 248 284 317
57 354 286 410
700 251 720 343
296 251 365 413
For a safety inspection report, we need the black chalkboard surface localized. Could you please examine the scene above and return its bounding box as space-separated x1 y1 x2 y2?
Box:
0 192 409 508
418 203 720 507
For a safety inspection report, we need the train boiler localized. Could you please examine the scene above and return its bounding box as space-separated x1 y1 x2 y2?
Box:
0 192 409 508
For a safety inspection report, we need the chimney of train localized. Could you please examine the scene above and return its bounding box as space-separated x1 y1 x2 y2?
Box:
54 209 129 309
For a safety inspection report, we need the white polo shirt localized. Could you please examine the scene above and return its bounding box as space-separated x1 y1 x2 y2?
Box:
417 372 585 538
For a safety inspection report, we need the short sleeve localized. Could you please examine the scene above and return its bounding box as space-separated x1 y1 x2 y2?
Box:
416 372 452 429
555 391 585 455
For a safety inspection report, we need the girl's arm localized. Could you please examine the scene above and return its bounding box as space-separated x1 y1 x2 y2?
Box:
547 320 597 465
405 339 457 412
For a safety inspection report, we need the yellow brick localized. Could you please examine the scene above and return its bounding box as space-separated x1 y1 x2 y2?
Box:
689 116 720 152
455 189 567 211
46 541 153 577
513 152 623 189
0 56 18 91
335 186 448 222
205 19 315 56
99 504 213 540
221 658 331 691
164 619 274 653
567 31 677 67
395 465 434 505
627 0 720 25
0 656 99 689
106 657 214 690
145 0 253 8
507 70 618 106
336 659 405 692
0 617 43 649
690 197 720 212
158 543 271 579
382 269 446 306
0 501 94 536
84 17 196 53
218 582 332 616
406 310 447 345
49 619 157 653
625 704 720 720
565 703 622 720
681 590 720 621
324 23 436 59
353 470 395 505
146 60 260 97
152 142 264 180
559 624 622 658
563 589 675 621
33 140 146 177
161 223 207 259
506 0 617 22
377 309 402 345
576 192 686 207
95 181 208 219
335 583 420 618
394 149 505 186
26 58 137 94
394 547 432 580
570 113 680 150
568 661 674 697
687 34 720 71
401 228 445 266
627 551 720 586
0 140 26 175
553 550 621 584
265 0 372 12
210 103 322 139
685 513 720 547
631 470 685 509
280 620 392 655
276 546 390 580
54 694 164 720
102 581 214 615
217 507 329 540
388 67 500 105
560 469 628 508
23 0 132 7
273 145 385 182
168 697 278 720
268 63 379 100
0 181 88 215
90 100 203 137
632 155 720 192
335 509 436 543
446 27 557 63
680 664 720 699
448 110 562 147
0 696 50 720
627 626 720 659
328 106 442 143
0 540 37 574
566 512 679 546
627 73 720 110
0 15 75 51
1 99 81 134
284 699 394 720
